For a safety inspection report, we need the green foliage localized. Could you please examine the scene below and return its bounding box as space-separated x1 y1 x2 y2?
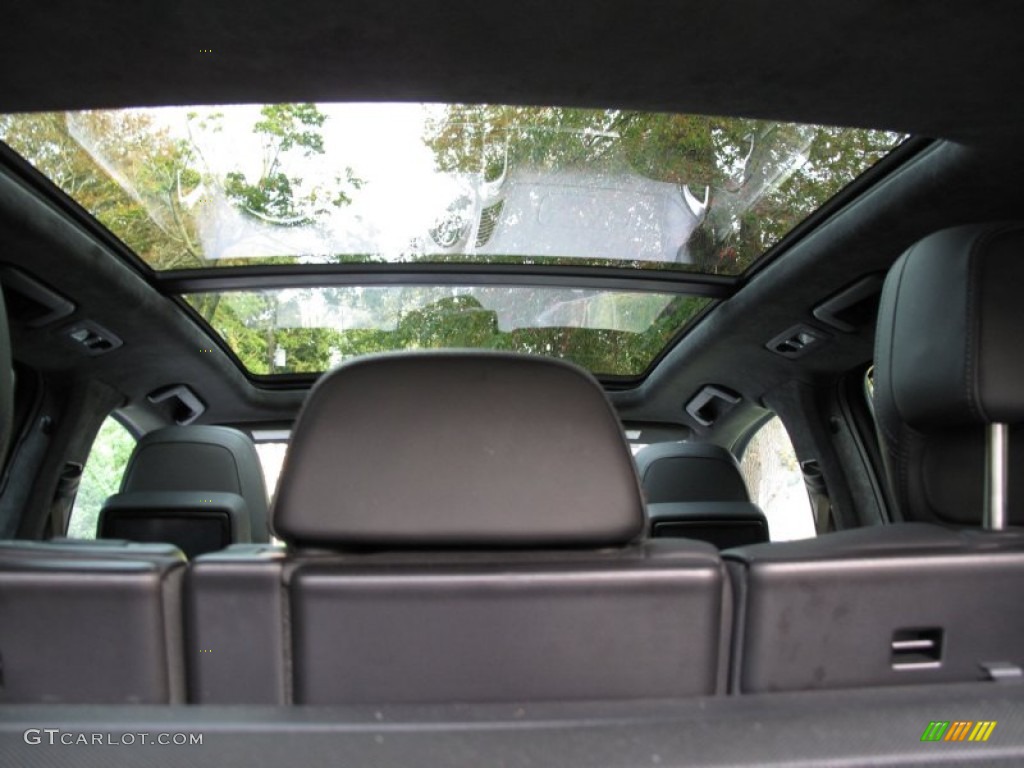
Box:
396 295 501 349
68 417 135 539
0 111 208 269
0 103 898 376
189 289 710 377
222 103 363 225
224 169 306 224
425 106 903 273
254 103 327 155
0 104 360 266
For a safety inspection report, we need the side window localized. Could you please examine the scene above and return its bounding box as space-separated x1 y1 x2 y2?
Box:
67 416 136 538
254 441 289 499
739 416 816 541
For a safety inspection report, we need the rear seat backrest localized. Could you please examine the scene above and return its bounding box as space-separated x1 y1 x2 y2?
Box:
98 425 269 555
725 222 1024 694
635 442 770 548
188 352 728 704
0 541 186 703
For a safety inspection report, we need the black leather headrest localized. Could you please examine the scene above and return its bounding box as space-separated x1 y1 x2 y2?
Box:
634 442 750 503
273 351 644 548
874 222 1024 525
121 425 269 542
875 222 1024 428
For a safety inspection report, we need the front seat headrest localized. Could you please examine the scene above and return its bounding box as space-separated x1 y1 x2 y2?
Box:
874 222 1024 525
272 351 644 548
634 442 750 503
120 425 269 542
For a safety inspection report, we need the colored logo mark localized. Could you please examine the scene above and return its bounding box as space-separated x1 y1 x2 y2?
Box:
921 721 997 742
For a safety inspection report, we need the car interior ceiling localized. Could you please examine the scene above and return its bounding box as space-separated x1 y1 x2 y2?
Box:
2 2 1024 766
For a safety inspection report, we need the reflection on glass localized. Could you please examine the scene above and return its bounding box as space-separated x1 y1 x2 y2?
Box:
185 286 709 377
0 104 905 274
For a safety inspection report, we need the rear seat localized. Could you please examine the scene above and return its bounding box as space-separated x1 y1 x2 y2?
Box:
725 223 1024 693
98 425 270 557
0 540 187 703
188 352 729 704
0 424 266 701
725 524 1024 692
635 442 770 549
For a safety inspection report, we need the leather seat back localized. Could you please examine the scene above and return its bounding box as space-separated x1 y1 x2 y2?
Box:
726 223 1024 694
189 352 728 704
0 540 187 703
98 425 269 556
636 442 769 548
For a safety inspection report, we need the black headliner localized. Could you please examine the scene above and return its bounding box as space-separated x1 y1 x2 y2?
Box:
2 1 1023 144
1 0 1023 439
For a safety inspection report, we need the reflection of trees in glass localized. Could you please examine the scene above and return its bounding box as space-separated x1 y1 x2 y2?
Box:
425 106 902 273
222 104 363 226
0 104 360 266
1 111 206 270
189 289 710 377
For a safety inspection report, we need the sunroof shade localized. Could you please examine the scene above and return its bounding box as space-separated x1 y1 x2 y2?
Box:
0 104 904 275
184 287 709 377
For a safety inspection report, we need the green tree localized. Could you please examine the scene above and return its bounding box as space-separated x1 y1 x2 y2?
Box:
424 106 901 272
222 103 362 226
0 111 207 270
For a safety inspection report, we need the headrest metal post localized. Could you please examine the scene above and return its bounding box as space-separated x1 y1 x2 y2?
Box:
984 422 1009 531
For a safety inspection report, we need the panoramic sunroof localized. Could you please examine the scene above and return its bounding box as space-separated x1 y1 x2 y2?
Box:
0 103 904 275
0 103 905 378
183 286 709 377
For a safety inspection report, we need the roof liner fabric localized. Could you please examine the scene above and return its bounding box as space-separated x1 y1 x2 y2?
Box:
272 351 645 548
1 1 1022 144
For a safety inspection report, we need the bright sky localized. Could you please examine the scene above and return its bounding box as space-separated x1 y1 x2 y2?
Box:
147 103 467 258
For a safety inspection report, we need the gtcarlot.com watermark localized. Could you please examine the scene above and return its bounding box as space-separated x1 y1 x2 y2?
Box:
23 729 202 746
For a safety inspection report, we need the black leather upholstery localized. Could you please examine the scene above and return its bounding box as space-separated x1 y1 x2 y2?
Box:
273 351 644 548
117 425 269 542
636 442 769 548
874 222 1024 524
287 543 725 705
724 525 1024 693
635 442 750 503
0 540 186 704
190 351 728 704
95 424 268 556
724 223 1024 695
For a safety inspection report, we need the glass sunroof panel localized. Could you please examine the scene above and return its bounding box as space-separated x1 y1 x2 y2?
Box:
183 286 709 377
0 104 905 275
